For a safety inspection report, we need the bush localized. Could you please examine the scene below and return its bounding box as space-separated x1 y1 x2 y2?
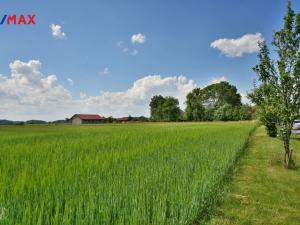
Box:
214 104 240 121
203 108 215 121
15 122 25 126
239 105 254 120
265 122 277 137
261 112 278 137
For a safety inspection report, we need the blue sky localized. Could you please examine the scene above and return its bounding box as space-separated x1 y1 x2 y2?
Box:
0 0 300 120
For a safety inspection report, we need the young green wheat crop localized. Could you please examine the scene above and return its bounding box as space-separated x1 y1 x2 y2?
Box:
0 122 255 225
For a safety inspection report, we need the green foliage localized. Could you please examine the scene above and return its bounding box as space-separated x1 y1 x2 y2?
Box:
150 82 252 122
131 116 149 122
185 88 205 121
249 1 300 168
239 105 255 120
149 95 180 121
14 121 25 126
265 122 278 137
214 104 239 121
185 82 251 121
0 123 255 224
26 120 47 124
162 97 181 121
102 116 114 123
260 110 278 137
200 81 242 108
213 105 255 122
149 95 165 120
203 108 215 121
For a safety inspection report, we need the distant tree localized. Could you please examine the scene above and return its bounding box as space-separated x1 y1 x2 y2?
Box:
15 121 25 126
149 95 180 121
26 120 47 124
185 81 242 121
239 105 255 120
106 116 114 123
203 108 215 121
162 97 181 121
200 81 242 108
185 88 205 121
51 119 70 124
137 116 149 122
249 2 300 168
0 120 15 125
214 104 239 121
149 95 165 121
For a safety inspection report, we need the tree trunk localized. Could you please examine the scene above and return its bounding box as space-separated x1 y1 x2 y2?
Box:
283 125 293 169
284 149 293 169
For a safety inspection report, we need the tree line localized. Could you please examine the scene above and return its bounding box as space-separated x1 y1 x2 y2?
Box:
149 81 255 122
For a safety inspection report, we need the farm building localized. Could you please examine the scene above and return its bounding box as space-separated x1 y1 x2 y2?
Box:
116 117 131 123
71 114 104 125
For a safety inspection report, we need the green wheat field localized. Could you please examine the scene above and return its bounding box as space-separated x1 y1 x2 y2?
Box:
0 122 255 225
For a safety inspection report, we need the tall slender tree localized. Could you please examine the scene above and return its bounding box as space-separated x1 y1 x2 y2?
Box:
250 2 300 168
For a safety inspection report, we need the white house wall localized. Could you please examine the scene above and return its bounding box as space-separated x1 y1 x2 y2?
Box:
72 116 82 125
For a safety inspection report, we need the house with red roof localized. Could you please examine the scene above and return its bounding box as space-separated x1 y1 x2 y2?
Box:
116 117 131 123
70 114 104 125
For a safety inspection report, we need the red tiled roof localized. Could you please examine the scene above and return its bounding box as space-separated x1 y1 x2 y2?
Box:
72 114 104 120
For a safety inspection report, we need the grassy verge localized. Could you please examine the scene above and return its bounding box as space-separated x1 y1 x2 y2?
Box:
207 126 300 225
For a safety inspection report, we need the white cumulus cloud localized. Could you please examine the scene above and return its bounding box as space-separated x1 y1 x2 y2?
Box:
131 33 146 44
0 60 196 120
0 60 72 120
209 76 227 84
210 33 263 57
79 92 87 99
50 24 67 39
117 35 145 55
79 75 196 117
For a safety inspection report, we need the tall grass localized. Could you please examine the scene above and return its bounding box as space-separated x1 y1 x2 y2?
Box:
0 122 255 224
